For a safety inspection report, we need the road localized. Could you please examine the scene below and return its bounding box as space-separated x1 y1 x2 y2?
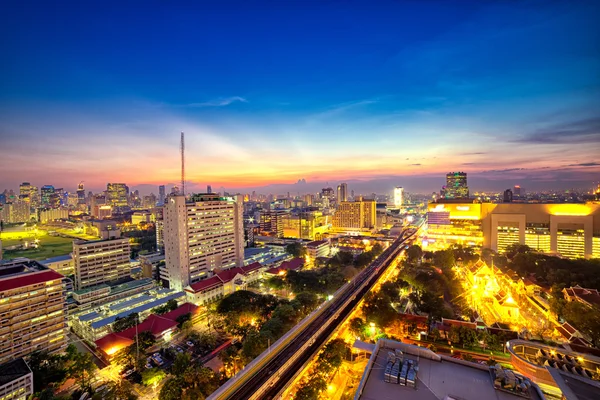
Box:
218 229 417 400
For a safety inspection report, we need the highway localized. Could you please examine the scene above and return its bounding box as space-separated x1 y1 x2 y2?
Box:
210 228 418 400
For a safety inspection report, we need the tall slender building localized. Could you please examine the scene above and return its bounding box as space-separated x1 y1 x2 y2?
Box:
40 185 55 208
444 172 469 199
158 185 166 205
337 183 348 202
393 186 404 208
163 193 244 291
77 182 86 205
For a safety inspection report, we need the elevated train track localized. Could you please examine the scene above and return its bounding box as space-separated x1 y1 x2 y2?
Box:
208 228 418 400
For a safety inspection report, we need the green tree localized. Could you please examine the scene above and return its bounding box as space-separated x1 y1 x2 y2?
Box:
142 368 166 387
69 351 97 390
362 292 397 329
316 339 348 374
265 276 285 290
28 351 68 392
348 317 366 339
448 326 460 345
242 330 267 361
431 328 441 342
406 245 423 263
113 313 139 332
286 242 307 258
293 292 320 315
172 353 192 375
159 377 183 400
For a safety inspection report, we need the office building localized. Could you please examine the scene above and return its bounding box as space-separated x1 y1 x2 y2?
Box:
514 185 522 197
207 185 213 194
259 210 287 238
281 211 331 240
158 185 166 205
18 182 38 208
73 238 131 290
425 202 600 258
76 182 86 205
0 259 68 364
0 358 34 400
503 189 513 203
321 187 335 207
0 201 30 224
444 172 469 199
332 198 377 233
337 183 348 203
40 185 55 208
163 194 244 291
393 186 404 208
106 183 129 207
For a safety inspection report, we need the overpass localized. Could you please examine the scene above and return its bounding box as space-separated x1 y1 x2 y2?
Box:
208 228 419 400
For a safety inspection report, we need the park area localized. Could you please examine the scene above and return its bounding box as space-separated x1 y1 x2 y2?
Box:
1 227 77 260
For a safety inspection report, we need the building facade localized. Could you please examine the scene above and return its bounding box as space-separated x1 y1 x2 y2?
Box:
106 183 129 207
163 194 244 291
0 358 33 400
0 259 68 364
73 238 131 290
393 186 404 208
444 172 469 199
333 198 377 233
337 183 348 203
426 202 600 258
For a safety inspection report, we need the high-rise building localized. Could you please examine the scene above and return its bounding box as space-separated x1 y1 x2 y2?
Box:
40 185 55 208
393 186 404 208
77 182 86 205
73 238 131 290
332 198 377 232
444 172 469 199
163 194 244 291
337 183 348 203
106 183 129 207
142 193 157 209
259 210 287 238
321 187 335 207
0 201 30 223
158 185 166 205
19 182 38 208
207 185 213 194
503 189 513 203
0 259 68 364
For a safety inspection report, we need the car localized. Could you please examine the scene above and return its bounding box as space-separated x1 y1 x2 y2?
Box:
145 362 153 369
186 341 194 347
120 369 135 378
176 346 184 353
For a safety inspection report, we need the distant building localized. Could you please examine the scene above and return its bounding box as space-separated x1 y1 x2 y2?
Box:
207 185 213 194
77 182 86 205
306 240 330 258
503 189 513 203
19 182 38 209
0 201 30 223
106 183 129 207
337 183 348 203
0 358 34 400
332 198 377 233
158 185 166 205
444 172 469 199
73 238 131 290
393 186 404 208
259 210 287 238
40 185 55 208
142 194 157 209
39 208 69 223
0 259 68 364
514 185 522 197
163 194 244 291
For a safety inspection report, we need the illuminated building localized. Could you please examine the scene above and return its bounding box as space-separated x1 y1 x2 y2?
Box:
321 187 335 207
337 183 348 202
514 185 523 197
281 211 331 240
19 182 38 208
39 208 69 223
0 201 30 223
77 182 86 205
332 198 376 233
155 207 164 251
503 189 513 203
393 186 404 208
444 172 469 199
425 202 600 258
0 358 33 400
97 205 112 219
73 238 131 290
306 240 330 258
303 194 314 206
158 185 166 205
40 185 55 208
142 193 157 209
0 259 68 364
163 194 244 291
259 210 287 238
41 254 74 276
106 183 129 207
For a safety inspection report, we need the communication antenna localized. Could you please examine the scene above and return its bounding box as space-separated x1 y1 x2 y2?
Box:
180 131 185 196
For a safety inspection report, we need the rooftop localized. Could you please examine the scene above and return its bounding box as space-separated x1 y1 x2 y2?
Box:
40 254 72 264
356 339 543 400
0 358 32 387
0 259 64 292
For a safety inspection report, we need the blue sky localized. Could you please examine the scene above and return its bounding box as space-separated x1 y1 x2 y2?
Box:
0 0 599 195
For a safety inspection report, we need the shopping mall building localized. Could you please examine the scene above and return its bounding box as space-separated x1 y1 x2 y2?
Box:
425 202 600 258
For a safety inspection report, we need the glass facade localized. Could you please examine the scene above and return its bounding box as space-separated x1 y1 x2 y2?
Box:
496 223 520 253
557 229 586 259
525 223 551 253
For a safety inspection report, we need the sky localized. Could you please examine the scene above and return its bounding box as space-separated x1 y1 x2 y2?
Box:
1 0 599 196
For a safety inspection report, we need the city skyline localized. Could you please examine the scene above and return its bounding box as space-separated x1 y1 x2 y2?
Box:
1 1 599 194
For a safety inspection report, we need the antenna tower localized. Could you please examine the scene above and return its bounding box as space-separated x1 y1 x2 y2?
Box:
180 131 185 196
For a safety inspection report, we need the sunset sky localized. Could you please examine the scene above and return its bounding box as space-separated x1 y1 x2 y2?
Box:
1 1 599 195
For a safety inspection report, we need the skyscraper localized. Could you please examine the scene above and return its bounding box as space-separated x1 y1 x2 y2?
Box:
444 172 469 199
40 185 55 208
337 183 348 202
77 182 86 205
19 182 38 208
106 183 129 207
73 238 131 290
503 189 513 203
332 198 376 232
393 186 404 208
163 193 244 291
158 185 166 205
207 185 213 194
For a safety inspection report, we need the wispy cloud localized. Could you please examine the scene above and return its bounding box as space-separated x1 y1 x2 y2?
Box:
186 96 248 107
515 117 600 144
565 162 600 167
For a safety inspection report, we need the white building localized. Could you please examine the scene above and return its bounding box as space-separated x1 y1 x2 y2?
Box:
394 186 404 208
73 238 131 290
306 240 330 258
0 358 33 400
164 194 244 291
39 208 69 223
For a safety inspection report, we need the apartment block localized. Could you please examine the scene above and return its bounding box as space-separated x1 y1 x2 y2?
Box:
73 238 131 290
0 259 67 364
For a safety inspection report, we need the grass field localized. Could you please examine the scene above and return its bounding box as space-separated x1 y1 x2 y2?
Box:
1 229 75 261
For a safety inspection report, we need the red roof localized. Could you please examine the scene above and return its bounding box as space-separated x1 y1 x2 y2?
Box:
162 303 199 321
0 269 64 292
187 275 223 293
307 240 328 248
95 333 134 355
216 267 245 283
118 314 178 340
279 258 304 271
241 262 262 274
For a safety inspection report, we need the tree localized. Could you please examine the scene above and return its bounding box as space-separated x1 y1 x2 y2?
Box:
406 245 423 263
109 380 138 400
371 243 384 256
316 339 348 374
172 353 192 375
159 377 184 400
431 328 441 342
113 313 139 332
152 299 179 315
348 317 366 339
28 351 68 392
265 276 285 290
286 242 306 258
448 326 460 345
293 292 320 316
176 312 192 327
142 368 166 387
362 292 397 329
69 351 97 390
242 330 267 361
